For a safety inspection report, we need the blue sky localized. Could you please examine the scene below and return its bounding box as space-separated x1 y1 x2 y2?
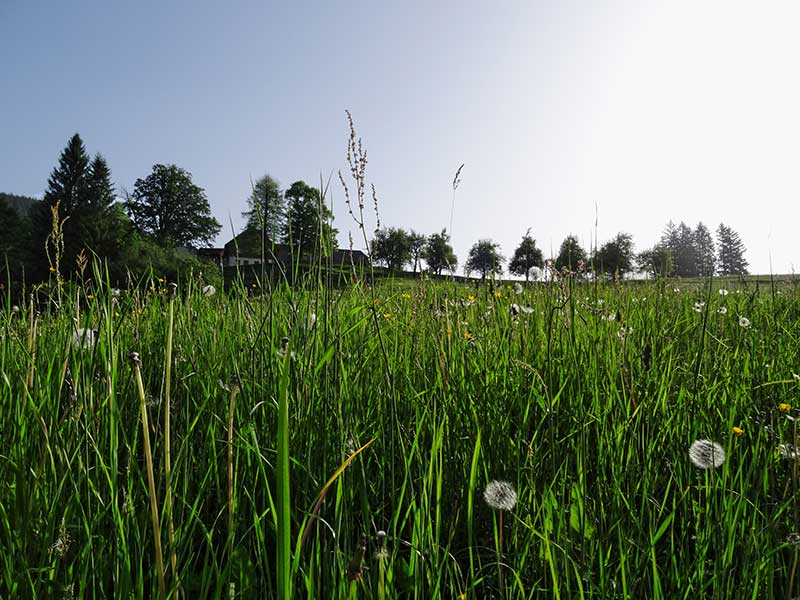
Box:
2 1 798 273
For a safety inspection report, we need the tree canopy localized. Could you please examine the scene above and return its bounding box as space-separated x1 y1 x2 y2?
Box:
422 230 457 275
283 180 336 255
716 223 749 275
126 164 221 248
555 235 586 272
508 230 543 281
244 174 285 240
371 227 413 272
465 239 504 279
593 232 634 278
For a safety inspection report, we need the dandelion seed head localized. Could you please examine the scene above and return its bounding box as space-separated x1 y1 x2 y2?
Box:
717 306 727 314
483 480 517 511
738 316 750 328
719 289 729 296
202 284 216 297
688 439 726 469
513 282 523 295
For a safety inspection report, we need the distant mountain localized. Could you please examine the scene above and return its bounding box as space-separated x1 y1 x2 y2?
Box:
0 192 40 216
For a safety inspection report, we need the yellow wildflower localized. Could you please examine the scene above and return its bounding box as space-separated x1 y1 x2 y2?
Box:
494 290 502 298
467 294 476 303
732 426 744 436
383 313 393 319
779 403 792 413
49 266 56 273
402 293 412 299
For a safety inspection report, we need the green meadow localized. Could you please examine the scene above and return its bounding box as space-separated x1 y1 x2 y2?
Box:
2 272 800 599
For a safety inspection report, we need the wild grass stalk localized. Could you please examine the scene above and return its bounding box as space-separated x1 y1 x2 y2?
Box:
164 283 179 598
129 351 166 599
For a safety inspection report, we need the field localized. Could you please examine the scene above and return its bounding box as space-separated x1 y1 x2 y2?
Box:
2 272 800 599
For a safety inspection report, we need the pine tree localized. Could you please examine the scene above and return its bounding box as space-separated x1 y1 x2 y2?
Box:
716 223 749 275
694 222 716 277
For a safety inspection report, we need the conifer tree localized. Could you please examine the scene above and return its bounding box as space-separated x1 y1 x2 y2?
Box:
509 230 544 281
694 222 716 277
716 223 749 275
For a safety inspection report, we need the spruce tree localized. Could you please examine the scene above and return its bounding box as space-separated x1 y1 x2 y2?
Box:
243 174 286 241
716 223 749 275
32 133 92 275
694 222 716 277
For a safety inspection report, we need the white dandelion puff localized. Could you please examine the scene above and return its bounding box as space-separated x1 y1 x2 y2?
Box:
689 439 726 469
483 480 517 511
738 316 750 328
202 284 216 297
718 289 729 296
693 301 705 313
513 282 523 295
717 306 727 315
520 305 534 314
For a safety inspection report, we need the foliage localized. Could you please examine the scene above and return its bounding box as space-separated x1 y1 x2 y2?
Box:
555 234 586 272
371 227 413 272
636 243 672 277
716 223 749 275
126 164 221 248
593 232 634 277
283 181 336 256
694 222 716 276
408 230 426 274
465 238 504 279
243 174 286 241
421 229 456 275
508 230 543 281
2 277 799 598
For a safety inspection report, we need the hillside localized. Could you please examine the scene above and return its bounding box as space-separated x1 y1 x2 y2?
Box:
0 192 39 216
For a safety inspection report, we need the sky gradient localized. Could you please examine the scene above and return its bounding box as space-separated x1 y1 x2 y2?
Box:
2 1 798 274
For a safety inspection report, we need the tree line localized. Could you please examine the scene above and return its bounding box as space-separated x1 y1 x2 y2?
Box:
0 134 338 287
1 133 751 288
371 221 749 280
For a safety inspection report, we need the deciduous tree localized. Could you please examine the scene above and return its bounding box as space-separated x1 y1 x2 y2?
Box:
465 239 504 279
126 164 221 248
509 230 543 281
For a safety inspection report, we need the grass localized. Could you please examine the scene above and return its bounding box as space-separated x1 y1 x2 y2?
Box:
1 270 800 599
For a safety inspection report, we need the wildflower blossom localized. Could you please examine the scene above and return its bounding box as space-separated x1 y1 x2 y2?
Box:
779 403 792 413
202 284 216 296
688 439 726 469
719 289 729 296
483 480 517 511
717 306 727 315
732 426 743 436
738 316 750 328
383 313 393 319
693 301 705 313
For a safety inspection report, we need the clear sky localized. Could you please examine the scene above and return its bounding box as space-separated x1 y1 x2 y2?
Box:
2 1 798 274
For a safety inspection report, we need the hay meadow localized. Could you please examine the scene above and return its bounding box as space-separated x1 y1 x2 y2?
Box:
2 270 800 599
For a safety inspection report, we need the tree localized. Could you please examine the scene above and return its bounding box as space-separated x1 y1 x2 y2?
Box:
422 229 457 275
243 174 285 240
371 227 412 272
0 195 29 279
509 229 543 281
80 154 129 266
465 239 504 279
283 180 336 255
637 243 672 277
408 230 426 274
32 133 92 274
694 222 716 277
716 223 749 275
555 235 587 272
593 232 634 278
126 164 221 248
